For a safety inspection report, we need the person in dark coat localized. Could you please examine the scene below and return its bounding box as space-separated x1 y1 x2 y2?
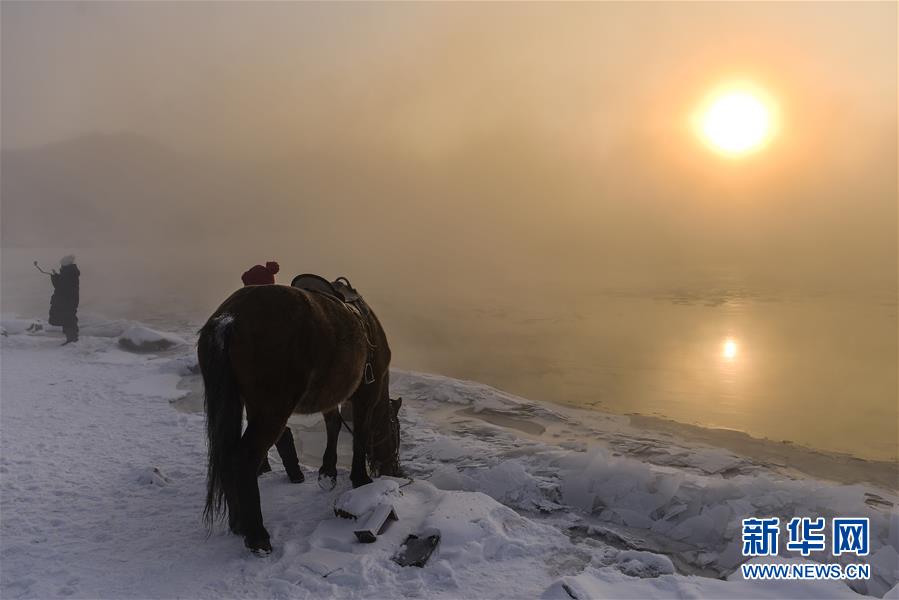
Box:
48 255 80 345
241 260 304 483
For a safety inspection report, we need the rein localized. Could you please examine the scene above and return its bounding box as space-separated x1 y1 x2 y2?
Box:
341 301 377 385
337 409 354 436
338 395 395 448
337 394 400 472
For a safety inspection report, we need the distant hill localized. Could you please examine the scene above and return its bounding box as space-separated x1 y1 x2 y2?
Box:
1 134 218 248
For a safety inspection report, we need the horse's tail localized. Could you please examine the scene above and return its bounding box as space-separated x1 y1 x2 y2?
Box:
197 313 242 527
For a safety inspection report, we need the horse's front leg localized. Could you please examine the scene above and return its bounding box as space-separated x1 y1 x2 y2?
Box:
274 428 304 483
349 392 374 488
318 409 342 490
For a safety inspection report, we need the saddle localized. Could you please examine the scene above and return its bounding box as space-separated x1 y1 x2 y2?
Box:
290 274 363 304
290 274 376 384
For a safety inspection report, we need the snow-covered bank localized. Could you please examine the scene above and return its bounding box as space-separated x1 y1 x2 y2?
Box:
389 371 899 596
1 323 897 599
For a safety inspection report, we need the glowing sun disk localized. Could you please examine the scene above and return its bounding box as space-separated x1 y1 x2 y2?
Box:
699 89 773 155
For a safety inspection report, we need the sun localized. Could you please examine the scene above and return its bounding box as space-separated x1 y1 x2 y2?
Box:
697 87 775 156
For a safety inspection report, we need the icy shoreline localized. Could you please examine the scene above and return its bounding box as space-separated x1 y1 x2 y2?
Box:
172 353 898 493
1 320 897 598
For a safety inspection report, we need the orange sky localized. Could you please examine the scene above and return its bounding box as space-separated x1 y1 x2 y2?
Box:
2 2 896 291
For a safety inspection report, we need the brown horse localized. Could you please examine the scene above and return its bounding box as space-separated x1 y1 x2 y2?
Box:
197 284 401 554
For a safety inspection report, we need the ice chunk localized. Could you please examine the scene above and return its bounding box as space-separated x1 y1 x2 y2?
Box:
473 461 543 509
613 509 654 529
134 466 170 486
334 479 400 519
0 318 44 335
614 550 676 577
118 326 187 353
429 464 473 491
429 436 467 461
160 355 200 376
868 545 899 597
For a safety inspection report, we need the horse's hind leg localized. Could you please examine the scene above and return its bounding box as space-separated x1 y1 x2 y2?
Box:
233 415 286 554
319 409 341 490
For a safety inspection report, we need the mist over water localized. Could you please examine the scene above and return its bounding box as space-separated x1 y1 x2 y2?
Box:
2 3 896 462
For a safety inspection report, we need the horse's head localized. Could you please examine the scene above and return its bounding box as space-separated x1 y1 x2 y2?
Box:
368 396 403 478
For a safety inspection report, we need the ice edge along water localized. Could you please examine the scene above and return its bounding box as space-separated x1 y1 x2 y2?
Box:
1 315 897 599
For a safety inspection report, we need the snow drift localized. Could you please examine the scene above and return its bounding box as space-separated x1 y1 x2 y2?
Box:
1 319 896 599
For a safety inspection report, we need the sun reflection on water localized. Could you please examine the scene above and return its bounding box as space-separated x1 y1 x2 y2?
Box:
722 338 738 360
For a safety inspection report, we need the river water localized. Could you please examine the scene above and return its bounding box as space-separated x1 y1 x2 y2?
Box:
387 284 897 464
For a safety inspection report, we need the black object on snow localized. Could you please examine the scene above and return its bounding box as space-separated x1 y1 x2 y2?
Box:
392 533 440 567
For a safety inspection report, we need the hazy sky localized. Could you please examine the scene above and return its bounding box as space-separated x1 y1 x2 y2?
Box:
1 3 896 453
3 2 896 151
2 1 896 296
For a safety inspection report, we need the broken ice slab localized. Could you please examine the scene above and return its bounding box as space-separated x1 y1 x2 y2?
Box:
353 503 398 543
334 480 400 520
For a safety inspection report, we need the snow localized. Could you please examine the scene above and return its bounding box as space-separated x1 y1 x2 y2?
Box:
334 480 401 518
120 372 189 400
0 317 44 336
1 319 897 599
210 313 234 351
80 318 130 338
1 314 130 339
118 325 187 353
886 582 899 599
541 558 862 599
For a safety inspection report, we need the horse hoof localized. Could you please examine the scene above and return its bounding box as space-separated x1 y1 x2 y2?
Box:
288 471 305 484
318 473 337 491
246 537 272 555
